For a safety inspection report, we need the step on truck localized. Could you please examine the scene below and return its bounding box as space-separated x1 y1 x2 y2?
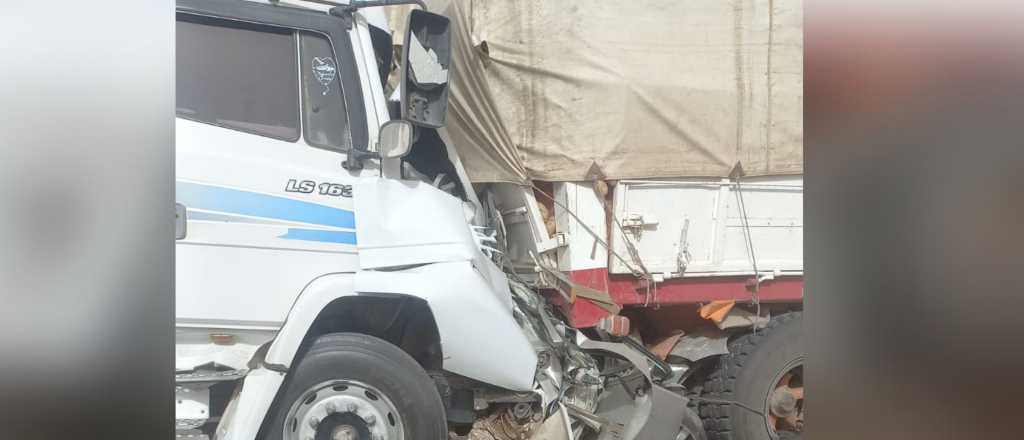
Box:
176 1 711 439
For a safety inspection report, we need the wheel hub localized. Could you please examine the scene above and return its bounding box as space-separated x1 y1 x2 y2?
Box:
284 380 404 440
766 364 803 436
330 425 357 440
768 387 799 418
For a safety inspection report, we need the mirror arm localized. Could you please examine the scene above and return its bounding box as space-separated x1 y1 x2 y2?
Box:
342 148 380 171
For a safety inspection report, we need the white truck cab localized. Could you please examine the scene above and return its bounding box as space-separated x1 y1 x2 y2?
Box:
175 1 706 440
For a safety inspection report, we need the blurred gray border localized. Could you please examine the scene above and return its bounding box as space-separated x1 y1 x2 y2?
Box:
0 1 173 439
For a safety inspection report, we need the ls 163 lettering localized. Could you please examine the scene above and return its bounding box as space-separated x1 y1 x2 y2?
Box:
285 179 352 198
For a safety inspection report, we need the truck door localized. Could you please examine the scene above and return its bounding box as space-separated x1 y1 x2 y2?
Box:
174 10 373 330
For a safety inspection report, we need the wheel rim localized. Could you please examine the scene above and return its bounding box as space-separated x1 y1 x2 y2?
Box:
763 358 804 438
284 380 405 440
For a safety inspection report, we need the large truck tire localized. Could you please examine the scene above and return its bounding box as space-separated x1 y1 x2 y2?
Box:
263 333 447 440
700 312 803 440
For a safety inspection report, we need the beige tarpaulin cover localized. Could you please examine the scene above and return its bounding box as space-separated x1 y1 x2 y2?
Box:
387 0 802 183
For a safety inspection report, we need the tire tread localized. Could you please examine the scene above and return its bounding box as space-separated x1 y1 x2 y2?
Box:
700 312 801 440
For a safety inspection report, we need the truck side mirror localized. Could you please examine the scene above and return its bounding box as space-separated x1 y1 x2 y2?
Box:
401 9 451 128
378 120 414 159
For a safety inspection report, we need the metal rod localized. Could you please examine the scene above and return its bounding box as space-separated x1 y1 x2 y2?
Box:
292 0 348 8
352 0 427 10
297 0 427 11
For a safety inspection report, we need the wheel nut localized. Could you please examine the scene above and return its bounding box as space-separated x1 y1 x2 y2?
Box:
308 416 320 428
363 414 376 425
326 402 337 413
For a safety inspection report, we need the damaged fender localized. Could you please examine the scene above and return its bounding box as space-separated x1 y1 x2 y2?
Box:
353 261 537 391
259 265 537 391
351 177 538 390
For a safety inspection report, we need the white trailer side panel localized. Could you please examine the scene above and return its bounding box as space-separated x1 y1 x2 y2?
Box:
609 176 802 278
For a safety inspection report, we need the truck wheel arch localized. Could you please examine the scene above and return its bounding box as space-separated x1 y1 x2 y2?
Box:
262 273 441 372
265 263 538 392
293 295 442 371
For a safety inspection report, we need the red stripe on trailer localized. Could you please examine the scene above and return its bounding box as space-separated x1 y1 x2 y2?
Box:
564 268 803 328
558 295 611 329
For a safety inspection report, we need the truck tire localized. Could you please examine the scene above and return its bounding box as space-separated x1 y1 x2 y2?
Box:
263 333 447 440
700 312 803 440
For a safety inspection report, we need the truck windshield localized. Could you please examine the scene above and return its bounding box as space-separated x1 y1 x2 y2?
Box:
176 16 300 141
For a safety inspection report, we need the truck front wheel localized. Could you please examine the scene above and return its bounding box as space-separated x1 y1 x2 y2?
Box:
263 333 447 440
700 312 803 440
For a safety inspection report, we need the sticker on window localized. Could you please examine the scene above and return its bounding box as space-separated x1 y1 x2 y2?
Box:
312 57 337 95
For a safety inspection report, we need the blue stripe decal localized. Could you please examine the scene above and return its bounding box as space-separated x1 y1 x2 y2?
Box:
177 181 355 229
187 210 298 227
279 229 357 245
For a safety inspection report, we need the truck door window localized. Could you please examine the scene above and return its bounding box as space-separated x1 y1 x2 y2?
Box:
176 15 300 141
299 32 352 152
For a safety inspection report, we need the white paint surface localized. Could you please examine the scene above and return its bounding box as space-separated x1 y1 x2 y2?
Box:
608 176 803 277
